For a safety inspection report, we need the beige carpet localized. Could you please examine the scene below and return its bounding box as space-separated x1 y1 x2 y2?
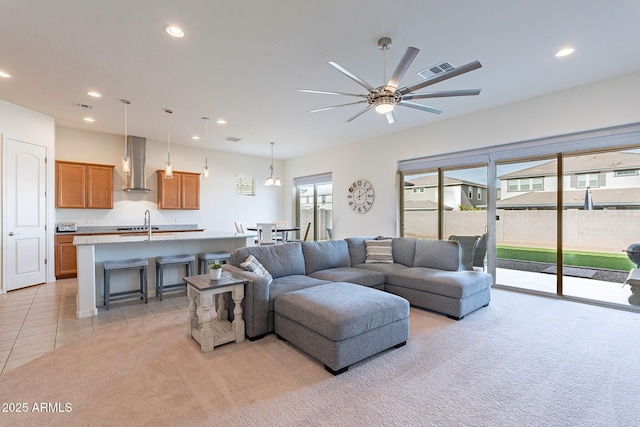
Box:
1 289 639 427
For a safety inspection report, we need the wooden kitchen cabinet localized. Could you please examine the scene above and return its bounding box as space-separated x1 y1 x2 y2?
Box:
157 170 200 210
56 161 114 209
55 234 77 279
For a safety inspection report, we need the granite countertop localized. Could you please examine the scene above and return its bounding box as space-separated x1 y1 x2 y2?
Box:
56 224 202 235
73 230 254 245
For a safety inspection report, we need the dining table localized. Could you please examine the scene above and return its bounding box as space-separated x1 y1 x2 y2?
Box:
246 226 301 243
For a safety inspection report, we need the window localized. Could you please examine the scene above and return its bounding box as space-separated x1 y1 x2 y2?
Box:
507 177 544 192
576 173 601 188
615 169 638 177
477 188 482 200
468 188 473 199
532 177 544 190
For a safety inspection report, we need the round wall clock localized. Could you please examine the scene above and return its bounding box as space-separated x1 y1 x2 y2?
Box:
347 179 375 213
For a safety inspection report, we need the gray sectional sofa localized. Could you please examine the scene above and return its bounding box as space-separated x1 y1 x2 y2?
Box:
223 237 493 340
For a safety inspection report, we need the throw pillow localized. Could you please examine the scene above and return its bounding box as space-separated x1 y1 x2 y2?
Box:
365 239 393 263
240 255 273 285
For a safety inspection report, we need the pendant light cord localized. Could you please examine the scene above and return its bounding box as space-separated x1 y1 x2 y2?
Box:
203 117 209 168
121 99 130 157
165 109 172 163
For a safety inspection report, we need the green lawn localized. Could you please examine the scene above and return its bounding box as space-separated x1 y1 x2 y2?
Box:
497 246 635 271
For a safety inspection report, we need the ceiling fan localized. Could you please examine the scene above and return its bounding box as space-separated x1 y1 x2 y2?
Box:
299 37 482 124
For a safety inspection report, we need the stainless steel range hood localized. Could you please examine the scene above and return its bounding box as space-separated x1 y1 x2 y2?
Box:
123 136 151 192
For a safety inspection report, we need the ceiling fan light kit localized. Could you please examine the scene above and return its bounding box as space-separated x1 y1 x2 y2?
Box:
299 37 482 124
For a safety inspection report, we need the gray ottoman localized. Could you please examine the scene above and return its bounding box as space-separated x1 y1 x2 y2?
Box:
274 282 410 375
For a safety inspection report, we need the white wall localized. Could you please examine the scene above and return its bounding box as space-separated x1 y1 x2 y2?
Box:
55 127 284 232
284 70 640 239
0 99 56 287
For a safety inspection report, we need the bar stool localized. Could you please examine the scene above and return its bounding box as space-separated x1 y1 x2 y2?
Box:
155 254 195 301
197 251 231 274
103 258 148 310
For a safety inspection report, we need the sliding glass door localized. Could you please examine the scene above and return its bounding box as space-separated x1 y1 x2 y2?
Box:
295 174 332 241
402 166 488 270
495 158 558 294
398 124 640 311
402 170 439 239
561 150 640 305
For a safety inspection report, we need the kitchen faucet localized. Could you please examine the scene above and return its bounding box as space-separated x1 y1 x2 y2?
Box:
144 210 151 240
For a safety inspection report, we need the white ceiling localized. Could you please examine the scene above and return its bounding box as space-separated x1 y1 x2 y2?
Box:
2 0 640 159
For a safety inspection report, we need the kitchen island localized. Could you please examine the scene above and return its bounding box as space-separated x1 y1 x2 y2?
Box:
73 231 254 318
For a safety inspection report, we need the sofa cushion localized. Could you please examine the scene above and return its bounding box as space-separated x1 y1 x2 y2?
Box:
345 237 377 265
302 240 351 274
353 262 409 275
309 267 386 288
274 282 409 341
386 268 492 299
268 275 330 312
413 239 461 271
391 238 417 267
231 242 306 278
240 255 273 285
365 239 393 263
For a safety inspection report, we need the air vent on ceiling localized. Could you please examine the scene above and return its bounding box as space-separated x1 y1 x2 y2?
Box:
225 136 242 142
417 61 455 80
74 102 94 110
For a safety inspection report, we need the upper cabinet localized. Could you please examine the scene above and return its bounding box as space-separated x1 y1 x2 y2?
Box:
157 170 200 210
56 161 114 209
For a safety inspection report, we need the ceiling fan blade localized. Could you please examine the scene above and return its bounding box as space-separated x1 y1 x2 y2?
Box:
298 89 368 98
387 47 420 89
398 60 482 95
329 61 377 93
346 104 375 122
309 100 367 113
397 101 443 114
386 111 396 124
402 89 481 100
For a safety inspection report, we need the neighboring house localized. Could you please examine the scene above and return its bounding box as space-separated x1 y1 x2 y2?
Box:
404 175 487 210
497 152 640 209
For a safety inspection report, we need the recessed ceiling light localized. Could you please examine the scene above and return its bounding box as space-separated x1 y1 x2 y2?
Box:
87 90 101 98
83 117 95 122
164 25 184 38
192 136 200 140
216 119 227 125
0 70 12 78
555 47 575 57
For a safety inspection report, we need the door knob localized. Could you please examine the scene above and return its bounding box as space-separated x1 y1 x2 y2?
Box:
8 232 20 236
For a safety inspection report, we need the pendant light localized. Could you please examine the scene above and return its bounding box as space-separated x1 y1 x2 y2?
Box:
202 117 210 179
265 142 281 186
164 109 173 179
121 99 131 175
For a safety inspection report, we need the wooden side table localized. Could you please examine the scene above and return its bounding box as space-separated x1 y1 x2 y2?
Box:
185 272 246 352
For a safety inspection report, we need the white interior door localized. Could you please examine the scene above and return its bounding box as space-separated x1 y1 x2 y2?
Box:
3 137 47 291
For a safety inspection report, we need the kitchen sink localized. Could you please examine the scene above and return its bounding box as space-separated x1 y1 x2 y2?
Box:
117 226 159 231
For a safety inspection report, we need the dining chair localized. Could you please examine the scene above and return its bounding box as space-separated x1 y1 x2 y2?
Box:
302 222 311 241
273 220 288 242
256 223 277 245
289 222 311 242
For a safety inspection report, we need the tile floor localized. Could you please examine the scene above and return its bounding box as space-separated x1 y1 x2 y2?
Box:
0 278 188 376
